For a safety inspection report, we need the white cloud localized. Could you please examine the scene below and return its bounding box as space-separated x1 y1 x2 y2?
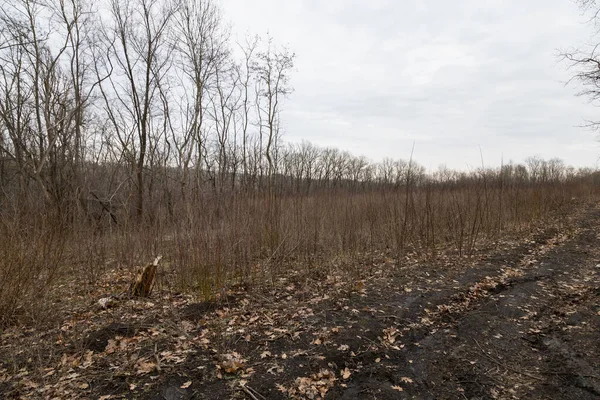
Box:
219 0 600 169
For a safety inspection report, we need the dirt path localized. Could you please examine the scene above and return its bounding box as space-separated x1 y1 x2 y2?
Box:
397 208 600 400
1 203 599 399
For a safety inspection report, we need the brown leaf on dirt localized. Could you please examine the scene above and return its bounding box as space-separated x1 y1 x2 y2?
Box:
383 327 400 344
180 380 192 389
287 369 337 399
341 367 351 380
105 339 118 354
217 352 246 375
260 351 272 359
82 350 94 368
60 353 81 368
135 359 157 375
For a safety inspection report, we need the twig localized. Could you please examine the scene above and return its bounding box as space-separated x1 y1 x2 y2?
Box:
473 338 544 381
154 343 162 373
240 385 258 400
247 385 266 399
240 382 265 400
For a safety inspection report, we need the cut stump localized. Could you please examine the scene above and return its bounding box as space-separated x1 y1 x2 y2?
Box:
129 256 162 297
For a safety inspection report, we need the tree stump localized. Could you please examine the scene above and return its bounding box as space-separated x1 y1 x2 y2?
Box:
129 256 162 297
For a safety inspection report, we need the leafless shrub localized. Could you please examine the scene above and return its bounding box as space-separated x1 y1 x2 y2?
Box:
0 212 65 326
1 0 599 327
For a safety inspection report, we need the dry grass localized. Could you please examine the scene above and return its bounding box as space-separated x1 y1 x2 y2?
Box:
0 168 597 329
0 216 66 327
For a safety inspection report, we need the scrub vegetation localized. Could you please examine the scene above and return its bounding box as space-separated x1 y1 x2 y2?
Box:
1 0 599 399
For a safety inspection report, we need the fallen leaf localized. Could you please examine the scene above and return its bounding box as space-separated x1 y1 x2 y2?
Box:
21 379 39 389
105 339 118 354
276 383 288 393
341 368 351 380
218 352 246 375
136 359 157 375
82 351 94 368
180 381 192 389
292 369 336 398
383 327 400 344
392 385 404 391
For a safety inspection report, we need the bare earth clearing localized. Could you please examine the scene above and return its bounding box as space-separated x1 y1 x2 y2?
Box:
1 202 599 399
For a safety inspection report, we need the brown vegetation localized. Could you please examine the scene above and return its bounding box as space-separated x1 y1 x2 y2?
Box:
1 1 600 398
1 0 600 328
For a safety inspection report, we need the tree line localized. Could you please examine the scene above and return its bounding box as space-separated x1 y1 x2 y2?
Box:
0 0 295 222
0 0 598 228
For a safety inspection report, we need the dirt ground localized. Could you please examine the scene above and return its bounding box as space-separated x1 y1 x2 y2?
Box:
1 202 599 399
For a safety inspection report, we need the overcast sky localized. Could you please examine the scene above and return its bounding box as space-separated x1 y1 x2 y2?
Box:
220 0 600 170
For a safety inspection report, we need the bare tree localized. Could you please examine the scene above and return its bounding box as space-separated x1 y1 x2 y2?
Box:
208 63 240 191
96 0 176 220
171 0 228 199
578 1 600 21
0 0 96 218
236 36 259 190
562 1 600 129
253 37 295 185
525 156 543 183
